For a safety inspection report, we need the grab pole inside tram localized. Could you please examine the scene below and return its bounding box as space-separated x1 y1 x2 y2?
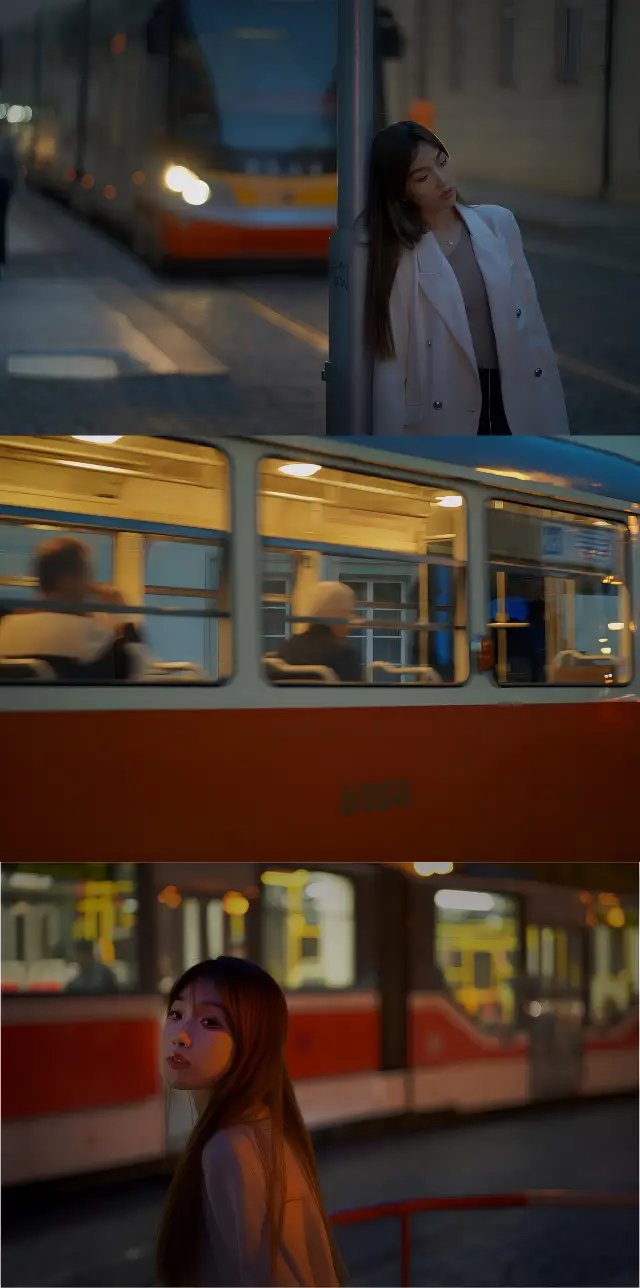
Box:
324 0 375 436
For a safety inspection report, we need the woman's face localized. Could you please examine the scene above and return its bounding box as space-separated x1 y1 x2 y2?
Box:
404 141 457 218
163 979 235 1091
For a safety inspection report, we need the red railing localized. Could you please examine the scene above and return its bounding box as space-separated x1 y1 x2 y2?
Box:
330 1190 638 1287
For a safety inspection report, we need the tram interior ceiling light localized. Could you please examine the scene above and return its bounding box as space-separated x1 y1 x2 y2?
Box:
436 495 463 508
413 862 454 877
72 436 122 445
279 463 322 479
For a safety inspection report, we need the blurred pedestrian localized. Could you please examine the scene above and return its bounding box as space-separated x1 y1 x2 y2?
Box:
64 940 119 993
273 581 362 683
157 956 343 1287
0 536 152 680
366 120 569 437
0 120 19 278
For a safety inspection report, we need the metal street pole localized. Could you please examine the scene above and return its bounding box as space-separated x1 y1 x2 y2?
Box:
324 0 375 436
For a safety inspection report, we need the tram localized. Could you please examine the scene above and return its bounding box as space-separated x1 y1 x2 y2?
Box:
0 434 639 864
3 0 402 266
2 861 637 1185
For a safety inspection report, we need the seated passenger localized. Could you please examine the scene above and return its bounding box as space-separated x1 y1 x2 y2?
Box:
0 537 151 680
275 582 362 683
64 939 119 993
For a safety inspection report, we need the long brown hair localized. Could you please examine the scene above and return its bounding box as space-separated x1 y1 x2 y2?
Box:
156 956 345 1287
365 120 466 361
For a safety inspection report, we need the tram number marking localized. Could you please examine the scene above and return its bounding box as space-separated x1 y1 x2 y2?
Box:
332 261 349 291
340 779 411 816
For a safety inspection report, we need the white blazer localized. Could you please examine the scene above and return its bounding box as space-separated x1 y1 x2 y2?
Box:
373 203 569 437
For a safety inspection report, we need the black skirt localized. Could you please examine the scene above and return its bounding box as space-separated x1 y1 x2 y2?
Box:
478 368 512 435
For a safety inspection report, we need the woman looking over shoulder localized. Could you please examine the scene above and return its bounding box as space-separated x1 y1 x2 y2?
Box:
367 120 569 437
157 955 343 1288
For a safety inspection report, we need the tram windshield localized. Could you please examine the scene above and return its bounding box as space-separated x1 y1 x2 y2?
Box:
174 0 337 161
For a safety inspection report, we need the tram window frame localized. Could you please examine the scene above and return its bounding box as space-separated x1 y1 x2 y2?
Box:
0 864 149 997
0 439 233 686
258 866 364 993
485 497 633 687
257 453 471 688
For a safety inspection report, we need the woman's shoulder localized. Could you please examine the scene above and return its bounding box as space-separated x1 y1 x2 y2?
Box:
202 1122 265 1172
466 203 518 231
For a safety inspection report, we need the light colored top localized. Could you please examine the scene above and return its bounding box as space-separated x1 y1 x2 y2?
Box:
0 610 152 677
0 610 118 662
447 221 499 370
198 1121 339 1288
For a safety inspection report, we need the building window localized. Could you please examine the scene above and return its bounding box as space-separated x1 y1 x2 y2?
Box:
1 864 139 993
556 1 583 84
261 552 295 655
449 0 467 91
0 521 114 604
487 500 632 686
434 887 520 1032
498 0 516 87
338 572 418 680
145 536 229 680
261 869 356 990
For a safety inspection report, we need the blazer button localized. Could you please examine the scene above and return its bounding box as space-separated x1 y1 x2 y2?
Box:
427 340 432 347
433 400 443 409
534 368 542 377
516 308 522 317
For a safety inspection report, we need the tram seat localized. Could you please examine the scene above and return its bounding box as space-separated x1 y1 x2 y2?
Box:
366 661 442 684
262 655 338 684
146 661 208 682
0 657 55 682
551 649 619 683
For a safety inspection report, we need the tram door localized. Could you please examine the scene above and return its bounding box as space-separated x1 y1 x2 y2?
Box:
524 923 584 1100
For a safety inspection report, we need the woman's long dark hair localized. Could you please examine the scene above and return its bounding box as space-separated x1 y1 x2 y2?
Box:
156 956 345 1288
365 120 466 361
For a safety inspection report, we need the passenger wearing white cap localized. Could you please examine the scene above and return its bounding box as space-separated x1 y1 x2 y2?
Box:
275 582 362 683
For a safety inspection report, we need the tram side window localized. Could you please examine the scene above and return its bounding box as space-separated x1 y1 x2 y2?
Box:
434 888 520 1032
1 865 139 994
0 438 231 684
259 458 469 686
156 885 248 993
589 904 638 1027
487 501 632 685
261 870 355 990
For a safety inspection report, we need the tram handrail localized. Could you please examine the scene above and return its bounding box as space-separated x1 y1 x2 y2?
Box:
329 1189 638 1287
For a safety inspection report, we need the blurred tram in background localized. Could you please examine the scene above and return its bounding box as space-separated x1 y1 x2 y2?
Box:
2 861 638 1186
2 0 402 266
1 434 639 863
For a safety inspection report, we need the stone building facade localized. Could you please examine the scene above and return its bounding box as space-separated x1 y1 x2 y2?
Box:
383 0 639 201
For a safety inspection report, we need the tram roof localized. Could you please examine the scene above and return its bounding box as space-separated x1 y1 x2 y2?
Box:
342 437 640 508
165 435 640 510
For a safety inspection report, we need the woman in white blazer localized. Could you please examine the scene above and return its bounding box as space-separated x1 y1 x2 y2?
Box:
366 121 569 437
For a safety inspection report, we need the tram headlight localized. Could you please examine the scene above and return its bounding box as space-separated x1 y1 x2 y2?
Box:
164 164 191 193
182 176 211 206
163 164 211 206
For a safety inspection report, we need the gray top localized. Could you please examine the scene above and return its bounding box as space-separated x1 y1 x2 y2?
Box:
197 1120 339 1287
448 222 499 370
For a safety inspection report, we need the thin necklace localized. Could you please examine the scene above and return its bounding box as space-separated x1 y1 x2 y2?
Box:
430 220 460 250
